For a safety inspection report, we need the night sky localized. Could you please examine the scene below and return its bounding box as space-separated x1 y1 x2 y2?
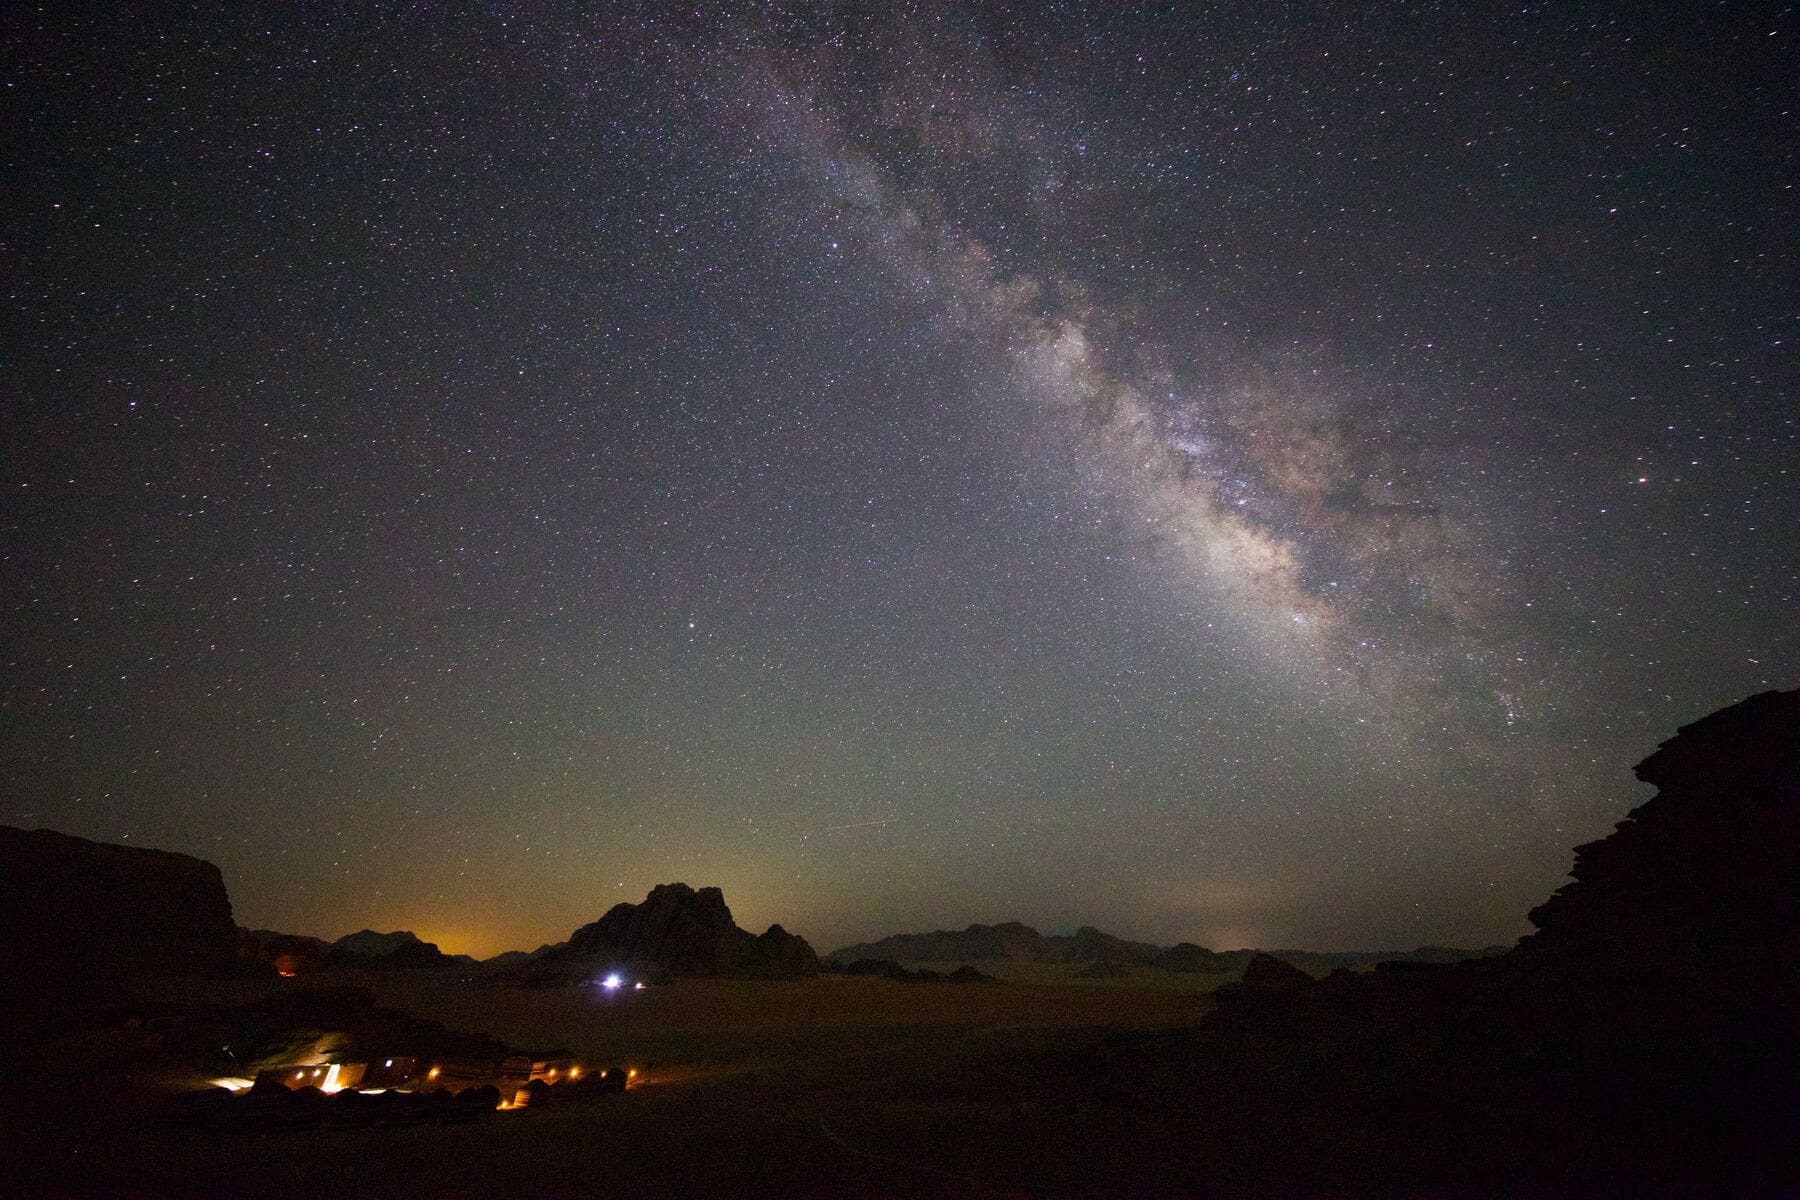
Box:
6 3 1795 958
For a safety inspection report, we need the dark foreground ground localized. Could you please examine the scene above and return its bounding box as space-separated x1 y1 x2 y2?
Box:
7 971 1222 1199
11 691 1797 1197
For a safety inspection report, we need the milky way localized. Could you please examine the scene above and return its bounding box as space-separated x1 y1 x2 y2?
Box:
754 32 1516 730
6 3 1793 956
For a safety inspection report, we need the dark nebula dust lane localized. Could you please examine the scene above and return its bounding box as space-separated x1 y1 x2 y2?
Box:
4 3 1794 957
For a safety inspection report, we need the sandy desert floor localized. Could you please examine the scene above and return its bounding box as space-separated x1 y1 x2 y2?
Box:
12 972 1219 1198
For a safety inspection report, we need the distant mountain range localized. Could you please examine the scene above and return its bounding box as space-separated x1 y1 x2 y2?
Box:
329 929 476 969
239 926 479 971
828 921 1506 974
475 942 566 968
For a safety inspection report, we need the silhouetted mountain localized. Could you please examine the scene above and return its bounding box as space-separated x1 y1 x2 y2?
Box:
830 958 1002 983
519 883 818 982
1153 943 1253 973
1080 688 1800 1196
477 942 565 969
830 921 1053 963
0 825 245 992
831 920 1491 973
1263 944 1509 972
1229 951 1314 991
328 929 468 970
1062 925 1166 963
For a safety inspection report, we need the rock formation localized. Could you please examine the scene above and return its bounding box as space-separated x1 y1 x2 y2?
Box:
1088 688 1800 1196
328 929 469 969
525 883 818 982
0 825 243 986
1518 687 1799 989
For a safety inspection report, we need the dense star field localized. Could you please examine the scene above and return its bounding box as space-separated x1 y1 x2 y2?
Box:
5 4 1794 958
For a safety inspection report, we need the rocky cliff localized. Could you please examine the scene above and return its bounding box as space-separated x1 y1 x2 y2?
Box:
0 825 243 983
1519 687 1799 987
525 883 819 982
1085 688 1800 1195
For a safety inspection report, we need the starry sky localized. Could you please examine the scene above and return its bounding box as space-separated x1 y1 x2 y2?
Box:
6 3 1795 958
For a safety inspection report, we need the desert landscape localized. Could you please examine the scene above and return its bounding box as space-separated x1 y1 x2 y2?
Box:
6 689 1796 1197
8 3 1794 1195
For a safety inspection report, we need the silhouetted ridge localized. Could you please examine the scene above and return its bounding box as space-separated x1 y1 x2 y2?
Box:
1084 688 1800 1196
831 922 1485 973
1519 687 1800 984
327 929 470 969
1231 951 1313 991
0 825 243 989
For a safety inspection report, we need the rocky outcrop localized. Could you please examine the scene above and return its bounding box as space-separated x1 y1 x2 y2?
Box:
1086 689 1800 1196
1518 687 1799 988
0 825 243 984
525 884 818 982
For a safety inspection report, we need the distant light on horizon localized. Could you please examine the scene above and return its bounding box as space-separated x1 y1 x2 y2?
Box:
601 973 623 991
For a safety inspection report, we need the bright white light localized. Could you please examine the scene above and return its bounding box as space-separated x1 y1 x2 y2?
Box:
602 973 623 991
633 981 645 990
